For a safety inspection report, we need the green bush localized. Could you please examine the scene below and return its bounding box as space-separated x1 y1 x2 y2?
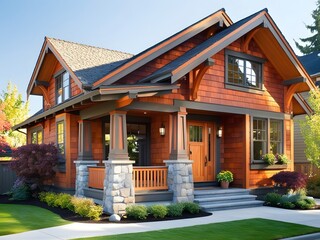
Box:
280 201 295 209
54 193 72 209
42 192 57 207
183 202 200 214
87 205 104 221
167 203 184 217
9 179 31 200
148 205 168 219
264 192 282 207
295 198 316 210
307 175 320 198
126 205 148 220
263 153 276 165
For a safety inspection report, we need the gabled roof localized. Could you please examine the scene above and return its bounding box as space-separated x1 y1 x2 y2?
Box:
140 9 265 83
27 38 133 96
298 51 320 77
91 8 232 88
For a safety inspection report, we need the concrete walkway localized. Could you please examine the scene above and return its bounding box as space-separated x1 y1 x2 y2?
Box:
1 206 320 240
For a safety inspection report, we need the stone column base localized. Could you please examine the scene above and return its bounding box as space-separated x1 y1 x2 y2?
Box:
74 160 99 197
164 159 194 202
103 160 135 215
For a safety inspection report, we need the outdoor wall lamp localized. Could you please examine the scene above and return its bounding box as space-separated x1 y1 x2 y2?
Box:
217 127 223 138
159 123 165 136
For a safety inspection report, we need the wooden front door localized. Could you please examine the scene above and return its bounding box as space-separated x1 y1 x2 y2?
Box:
188 121 215 182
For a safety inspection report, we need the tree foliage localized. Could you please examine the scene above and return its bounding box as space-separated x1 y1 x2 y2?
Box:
300 89 320 167
0 102 11 153
294 0 320 54
0 82 29 147
10 143 59 190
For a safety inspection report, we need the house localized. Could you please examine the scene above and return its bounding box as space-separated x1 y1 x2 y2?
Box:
14 8 316 214
294 51 320 175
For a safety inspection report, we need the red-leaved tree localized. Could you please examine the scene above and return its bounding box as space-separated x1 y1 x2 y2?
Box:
10 143 59 190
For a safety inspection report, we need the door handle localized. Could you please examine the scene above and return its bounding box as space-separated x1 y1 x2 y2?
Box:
189 150 192 155
205 156 208 167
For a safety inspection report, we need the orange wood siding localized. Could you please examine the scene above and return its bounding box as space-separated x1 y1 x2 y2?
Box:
150 114 170 166
91 119 104 164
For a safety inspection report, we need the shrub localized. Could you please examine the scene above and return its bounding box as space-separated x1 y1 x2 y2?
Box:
276 154 288 164
9 178 31 200
87 205 103 221
54 193 72 209
271 171 308 191
71 197 102 221
126 205 148 220
167 203 184 217
42 192 57 207
295 198 316 210
307 175 320 198
148 205 168 219
183 202 200 214
264 192 282 207
9 143 59 191
263 153 276 165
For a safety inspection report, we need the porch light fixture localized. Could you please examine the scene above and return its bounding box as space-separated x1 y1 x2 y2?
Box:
217 127 223 138
159 123 165 136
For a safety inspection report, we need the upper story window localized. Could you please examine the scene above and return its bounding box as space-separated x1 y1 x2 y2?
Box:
226 50 264 90
56 71 70 104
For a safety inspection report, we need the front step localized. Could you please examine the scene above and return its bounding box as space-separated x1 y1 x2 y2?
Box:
194 188 264 211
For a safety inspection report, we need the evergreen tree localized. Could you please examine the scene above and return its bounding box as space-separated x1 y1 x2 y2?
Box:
295 0 320 54
0 82 29 147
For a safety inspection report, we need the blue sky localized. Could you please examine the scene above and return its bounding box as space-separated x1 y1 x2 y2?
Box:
0 0 316 115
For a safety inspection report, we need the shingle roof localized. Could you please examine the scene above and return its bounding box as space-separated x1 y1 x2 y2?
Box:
298 51 320 76
47 38 134 85
140 9 267 83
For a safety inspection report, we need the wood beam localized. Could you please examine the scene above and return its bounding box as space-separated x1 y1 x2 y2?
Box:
35 80 49 87
116 95 134 108
283 77 306 86
38 85 51 108
191 58 214 100
241 27 262 53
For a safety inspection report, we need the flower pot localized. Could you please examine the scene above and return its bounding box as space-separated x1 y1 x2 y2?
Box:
221 181 229 189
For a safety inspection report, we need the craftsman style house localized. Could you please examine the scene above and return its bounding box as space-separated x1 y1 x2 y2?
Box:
14 8 315 214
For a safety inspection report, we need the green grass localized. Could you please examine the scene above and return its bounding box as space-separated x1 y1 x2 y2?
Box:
74 218 320 240
0 204 70 236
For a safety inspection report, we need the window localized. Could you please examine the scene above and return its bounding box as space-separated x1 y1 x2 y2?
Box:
56 71 70 104
189 125 203 142
31 129 43 144
252 118 283 161
226 50 263 89
57 121 65 169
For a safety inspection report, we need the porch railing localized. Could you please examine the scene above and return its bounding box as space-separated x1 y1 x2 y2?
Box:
87 166 168 191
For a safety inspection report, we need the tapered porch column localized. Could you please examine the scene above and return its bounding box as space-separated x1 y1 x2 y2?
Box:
164 107 194 203
75 120 98 197
103 111 135 215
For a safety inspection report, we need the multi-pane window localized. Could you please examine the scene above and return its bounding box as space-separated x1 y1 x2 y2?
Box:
270 120 283 155
253 118 267 160
252 118 283 161
31 130 43 144
56 71 70 104
226 51 263 89
57 121 65 168
189 126 203 142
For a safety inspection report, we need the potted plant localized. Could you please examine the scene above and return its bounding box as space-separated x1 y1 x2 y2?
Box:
217 170 233 189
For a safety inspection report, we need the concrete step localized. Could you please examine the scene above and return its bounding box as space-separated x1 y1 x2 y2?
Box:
195 194 257 204
201 200 264 211
194 188 250 198
135 201 172 207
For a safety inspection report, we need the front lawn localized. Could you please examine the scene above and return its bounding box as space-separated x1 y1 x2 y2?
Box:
0 204 70 236
74 218 320 240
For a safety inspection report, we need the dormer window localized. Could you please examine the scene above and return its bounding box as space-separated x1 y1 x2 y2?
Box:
56 71 70 104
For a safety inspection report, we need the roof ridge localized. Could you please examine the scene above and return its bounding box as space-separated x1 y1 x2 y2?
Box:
45 36 134 56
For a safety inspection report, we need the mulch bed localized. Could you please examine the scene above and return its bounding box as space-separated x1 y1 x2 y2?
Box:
0 194 211 224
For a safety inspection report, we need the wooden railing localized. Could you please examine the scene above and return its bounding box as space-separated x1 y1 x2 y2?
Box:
88 167 105 189
133 166 168 191
87 166 168 191
295 163 320 177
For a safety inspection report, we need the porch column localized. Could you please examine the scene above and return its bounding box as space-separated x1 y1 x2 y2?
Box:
74 120 98 197
164 107 194 203
103 111 135 215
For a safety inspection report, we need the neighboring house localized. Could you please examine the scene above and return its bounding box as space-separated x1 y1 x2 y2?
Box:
14 8 316 214
294 51 320 175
